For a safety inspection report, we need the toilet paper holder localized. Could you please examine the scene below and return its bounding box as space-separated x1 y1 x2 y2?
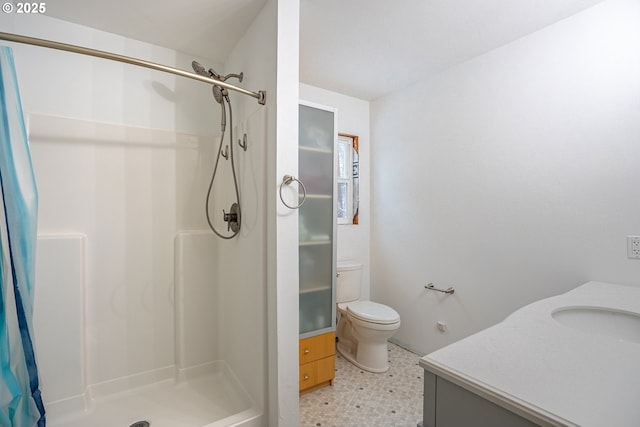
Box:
424 283 455 295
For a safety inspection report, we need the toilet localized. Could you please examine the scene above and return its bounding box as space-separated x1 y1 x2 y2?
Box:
336 260 400 373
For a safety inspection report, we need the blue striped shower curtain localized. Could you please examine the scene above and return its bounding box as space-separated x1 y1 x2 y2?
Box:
0 46 45 427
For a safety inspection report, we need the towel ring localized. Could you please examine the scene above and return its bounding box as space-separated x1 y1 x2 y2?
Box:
279 175 307 209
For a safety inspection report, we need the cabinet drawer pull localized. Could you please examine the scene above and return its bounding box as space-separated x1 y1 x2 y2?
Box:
303 374 310 381
303 348 310 355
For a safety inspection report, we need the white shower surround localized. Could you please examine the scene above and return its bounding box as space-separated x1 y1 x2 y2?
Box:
29 115 264 426
1 7 276 425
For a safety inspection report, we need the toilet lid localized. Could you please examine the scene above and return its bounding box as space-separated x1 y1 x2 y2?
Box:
347 301 400 324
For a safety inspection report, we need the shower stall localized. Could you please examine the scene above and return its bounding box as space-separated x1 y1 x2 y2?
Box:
0 1 280 425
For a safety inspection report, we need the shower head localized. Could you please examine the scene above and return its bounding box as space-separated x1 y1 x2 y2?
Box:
212 85 224 104
191 60 207 77
209 68 229 102
191 61 227 104
192 60 222 82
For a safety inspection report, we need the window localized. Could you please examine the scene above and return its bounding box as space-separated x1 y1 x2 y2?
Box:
336 133 359 225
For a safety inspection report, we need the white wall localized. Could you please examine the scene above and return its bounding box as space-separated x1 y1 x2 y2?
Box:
272 0 301 425
370 0 640 356
219 0 275 416
299 83 371 298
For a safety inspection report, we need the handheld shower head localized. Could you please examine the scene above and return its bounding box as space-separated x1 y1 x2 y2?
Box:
192 60 233 131
212 85 224 105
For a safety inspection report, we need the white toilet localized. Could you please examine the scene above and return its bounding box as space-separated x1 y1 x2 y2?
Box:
336 260 400 373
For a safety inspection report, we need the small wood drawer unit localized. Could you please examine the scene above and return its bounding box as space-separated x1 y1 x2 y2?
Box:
299 331 335 393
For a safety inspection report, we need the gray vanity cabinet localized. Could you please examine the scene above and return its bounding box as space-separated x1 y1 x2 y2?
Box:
420 371 540 427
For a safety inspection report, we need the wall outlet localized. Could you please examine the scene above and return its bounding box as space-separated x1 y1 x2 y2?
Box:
627 236 640 259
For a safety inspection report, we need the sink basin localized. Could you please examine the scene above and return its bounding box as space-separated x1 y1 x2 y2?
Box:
552 306 640 344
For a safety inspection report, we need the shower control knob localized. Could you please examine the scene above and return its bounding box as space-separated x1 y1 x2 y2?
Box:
222 203 241 233
223 209 234 231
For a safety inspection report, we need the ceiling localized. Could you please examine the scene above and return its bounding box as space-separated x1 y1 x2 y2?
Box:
44 0 604 101
45 0 268 63
299 0 604 100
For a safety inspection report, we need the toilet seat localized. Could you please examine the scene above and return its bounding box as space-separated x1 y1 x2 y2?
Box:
346 300 400 325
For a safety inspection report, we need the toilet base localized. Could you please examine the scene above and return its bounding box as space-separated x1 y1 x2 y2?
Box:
336 303 400 374
337 340 390 373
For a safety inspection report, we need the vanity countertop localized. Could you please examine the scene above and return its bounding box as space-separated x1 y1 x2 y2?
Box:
419 281 640 427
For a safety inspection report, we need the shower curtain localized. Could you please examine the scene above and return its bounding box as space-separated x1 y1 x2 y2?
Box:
0 46 45 427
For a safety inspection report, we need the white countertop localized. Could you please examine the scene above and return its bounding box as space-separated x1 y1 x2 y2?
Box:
419 281 640 427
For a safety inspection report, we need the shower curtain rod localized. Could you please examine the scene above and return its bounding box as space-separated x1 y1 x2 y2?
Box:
0 31 266 105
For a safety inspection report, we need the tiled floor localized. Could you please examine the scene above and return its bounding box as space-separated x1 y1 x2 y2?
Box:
299 342 424 427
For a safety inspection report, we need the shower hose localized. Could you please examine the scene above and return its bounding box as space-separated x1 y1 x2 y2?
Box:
205 96 241 239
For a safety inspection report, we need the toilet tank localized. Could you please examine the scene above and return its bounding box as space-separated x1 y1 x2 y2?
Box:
336 260 362 303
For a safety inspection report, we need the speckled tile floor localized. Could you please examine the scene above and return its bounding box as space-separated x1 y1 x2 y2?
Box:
299 342 424 427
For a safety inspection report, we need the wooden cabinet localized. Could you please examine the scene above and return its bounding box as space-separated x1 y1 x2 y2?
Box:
299 332 335 394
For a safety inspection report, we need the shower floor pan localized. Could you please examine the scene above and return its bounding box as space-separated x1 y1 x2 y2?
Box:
47 363 262 427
